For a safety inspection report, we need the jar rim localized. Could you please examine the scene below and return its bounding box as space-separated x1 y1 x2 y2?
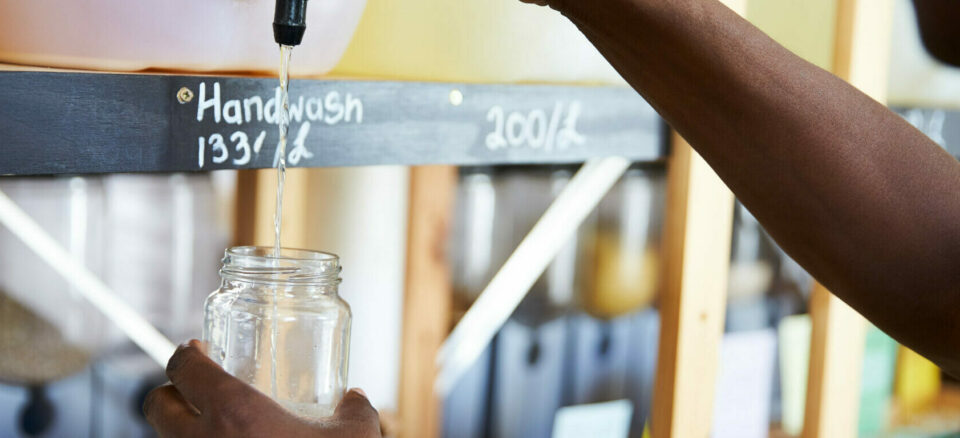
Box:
220 246 341 286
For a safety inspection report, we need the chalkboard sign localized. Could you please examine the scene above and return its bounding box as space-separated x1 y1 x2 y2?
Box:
0 72 665 176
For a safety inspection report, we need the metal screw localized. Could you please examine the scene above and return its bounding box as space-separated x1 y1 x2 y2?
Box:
177 87 194 104
449 89 464 106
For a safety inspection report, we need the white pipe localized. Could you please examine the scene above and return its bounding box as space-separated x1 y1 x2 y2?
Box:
436 156 631 396
0 188 176 367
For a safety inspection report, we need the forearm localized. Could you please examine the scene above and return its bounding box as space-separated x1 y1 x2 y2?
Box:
559 0 960 371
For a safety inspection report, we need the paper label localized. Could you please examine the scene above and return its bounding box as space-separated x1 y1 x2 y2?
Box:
552 400 633 438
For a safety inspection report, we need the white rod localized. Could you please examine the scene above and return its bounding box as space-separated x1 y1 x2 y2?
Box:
436 156 631 396
0 188 176 367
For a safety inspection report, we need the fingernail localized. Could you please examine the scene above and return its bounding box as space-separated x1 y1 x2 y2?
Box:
351 388 367 397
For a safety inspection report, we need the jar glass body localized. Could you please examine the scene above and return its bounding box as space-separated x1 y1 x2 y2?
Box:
202 247 351 419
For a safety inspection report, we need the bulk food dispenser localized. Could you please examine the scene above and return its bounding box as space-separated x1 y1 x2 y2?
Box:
0 0 917 437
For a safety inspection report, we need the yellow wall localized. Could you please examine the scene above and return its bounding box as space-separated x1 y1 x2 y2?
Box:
336 0 839 82
747 0 838 70
332 0 622 83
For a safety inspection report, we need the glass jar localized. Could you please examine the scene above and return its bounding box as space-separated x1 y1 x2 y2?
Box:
202 247 351 419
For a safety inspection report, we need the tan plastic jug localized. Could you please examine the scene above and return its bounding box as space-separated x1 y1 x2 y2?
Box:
333 0 623 84
581 168 664 319
0 0 366 75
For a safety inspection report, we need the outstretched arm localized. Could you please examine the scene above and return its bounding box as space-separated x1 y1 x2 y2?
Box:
530 0 960 374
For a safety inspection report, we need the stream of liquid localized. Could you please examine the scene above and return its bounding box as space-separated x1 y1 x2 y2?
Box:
275 44 293 259
270 44 294 401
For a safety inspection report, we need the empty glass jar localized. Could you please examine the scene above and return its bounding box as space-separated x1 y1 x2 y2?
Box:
202 247 351 419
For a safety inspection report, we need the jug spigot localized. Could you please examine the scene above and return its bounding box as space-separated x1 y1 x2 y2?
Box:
274 0 309 46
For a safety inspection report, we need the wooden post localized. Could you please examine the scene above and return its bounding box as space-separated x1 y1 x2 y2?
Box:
236 167 313 249
802 1 893 437
651 132 736 438
802 284 868 438
398 166 457 438
250 168 312 249
233 170 260 246
650 2 744 436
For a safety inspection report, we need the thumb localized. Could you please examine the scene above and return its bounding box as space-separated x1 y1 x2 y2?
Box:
333 388 381 433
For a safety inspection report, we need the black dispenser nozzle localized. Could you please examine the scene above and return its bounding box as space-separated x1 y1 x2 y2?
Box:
274 0 309 46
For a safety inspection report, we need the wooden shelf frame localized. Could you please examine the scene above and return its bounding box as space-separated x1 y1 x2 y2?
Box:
803 1 894 437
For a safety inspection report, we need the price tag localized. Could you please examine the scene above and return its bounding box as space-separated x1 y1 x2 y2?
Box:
552 400 633 438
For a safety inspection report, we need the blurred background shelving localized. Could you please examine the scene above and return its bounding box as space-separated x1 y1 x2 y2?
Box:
1 0 959 437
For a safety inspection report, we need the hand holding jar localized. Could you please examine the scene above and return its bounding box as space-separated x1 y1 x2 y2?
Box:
143 340 380 438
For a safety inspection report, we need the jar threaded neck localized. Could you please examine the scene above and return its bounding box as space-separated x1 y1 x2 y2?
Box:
219 246 341 287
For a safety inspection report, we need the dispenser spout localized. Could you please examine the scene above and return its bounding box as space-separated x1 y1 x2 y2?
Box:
274 0 309 46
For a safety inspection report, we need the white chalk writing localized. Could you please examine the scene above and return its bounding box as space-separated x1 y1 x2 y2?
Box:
485 101 585 152
194 81 363 169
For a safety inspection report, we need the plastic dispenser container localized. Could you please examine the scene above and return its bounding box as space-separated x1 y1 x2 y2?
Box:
203 247 351 419
102 173 226 346
0 177 106 374
725 203 781 333
568 167 665 436
582 167 665 319
0 0 366 75
496 167 585 326
445 168 501 438
0 174 227 437
333 0 624 84
489 167 582 438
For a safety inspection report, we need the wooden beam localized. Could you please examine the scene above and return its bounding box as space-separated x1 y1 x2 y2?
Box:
651 132 736 438
650 1 745 434
233 170 260 246
251 167 312 249
829 0 894 102
802 284 868 438
398 166 457 438
802 1 893 437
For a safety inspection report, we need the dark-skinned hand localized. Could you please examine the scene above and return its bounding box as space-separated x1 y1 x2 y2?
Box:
143 340 381 438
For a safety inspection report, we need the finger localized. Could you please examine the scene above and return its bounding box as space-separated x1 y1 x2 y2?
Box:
165 340 264 414
143 385 201 438
334 388 380 425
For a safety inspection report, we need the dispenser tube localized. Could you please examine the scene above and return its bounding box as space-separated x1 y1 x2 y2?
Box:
274 0 309 46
